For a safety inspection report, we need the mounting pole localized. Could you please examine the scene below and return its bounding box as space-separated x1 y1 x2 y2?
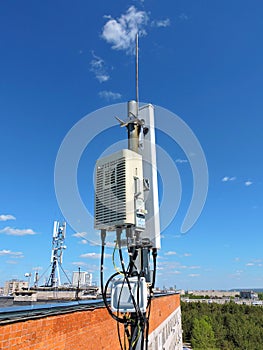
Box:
136 33 139 116
127 33 146 350
127 101 140 153
101 33 153 350
127 33 141 154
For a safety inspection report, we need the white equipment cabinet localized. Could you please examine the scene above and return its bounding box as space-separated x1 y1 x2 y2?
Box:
94 149 145 231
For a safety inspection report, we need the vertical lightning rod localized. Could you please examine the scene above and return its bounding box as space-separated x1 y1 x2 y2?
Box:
136 32 139 116
127 33 140 153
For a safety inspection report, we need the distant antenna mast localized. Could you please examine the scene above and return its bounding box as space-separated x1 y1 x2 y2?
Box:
45 221 69 287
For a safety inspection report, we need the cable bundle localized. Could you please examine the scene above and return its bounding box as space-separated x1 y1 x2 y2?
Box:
100 230 157 350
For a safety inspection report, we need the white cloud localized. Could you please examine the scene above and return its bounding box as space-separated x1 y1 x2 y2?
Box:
179 13 189 21
179 265 188 269
252 258 262 263
222 177 229 182
189 265 201 269
72 232 90 245
222 176 236 182
72 232 87 238
97 74 110 83
32 266 43 271
0 214 16 221
98 90 122 101
183 253 192 257
0 226 37 236
151 19 171 28
164 251 177 256
170 270 181 275
230 270 243 279
222 177 253 186
245 259 262 267
72 261 88 267
90 52 110 83
0 249 24 258
80 252 111 259
101 6 149 54
229 176 236 181
188 274 200 277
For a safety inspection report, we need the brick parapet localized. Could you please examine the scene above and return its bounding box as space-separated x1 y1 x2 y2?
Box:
0 294 180 349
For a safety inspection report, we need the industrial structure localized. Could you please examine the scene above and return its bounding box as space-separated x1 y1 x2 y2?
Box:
3 280 29 296
72 271 92 287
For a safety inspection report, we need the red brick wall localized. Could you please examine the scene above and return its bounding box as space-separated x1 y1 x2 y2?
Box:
0 294 180 350
148 294 180 334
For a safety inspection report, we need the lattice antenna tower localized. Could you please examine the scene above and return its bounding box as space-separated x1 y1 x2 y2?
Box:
45 221 67 287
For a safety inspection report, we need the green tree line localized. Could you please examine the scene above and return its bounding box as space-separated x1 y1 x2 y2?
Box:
181 301 263 349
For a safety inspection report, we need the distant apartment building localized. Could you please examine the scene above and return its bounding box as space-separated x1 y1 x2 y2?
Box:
3 279 29 296
187 290 240 298
240 290 258 299
72 271 92 287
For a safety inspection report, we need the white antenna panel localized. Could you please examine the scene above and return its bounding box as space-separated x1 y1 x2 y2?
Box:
53 221 59 238
61 222 66 238
139 104 161 249
94 149 144 231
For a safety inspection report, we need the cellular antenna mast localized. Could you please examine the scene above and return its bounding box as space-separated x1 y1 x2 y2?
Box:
97 33 160 350
45 221 70 287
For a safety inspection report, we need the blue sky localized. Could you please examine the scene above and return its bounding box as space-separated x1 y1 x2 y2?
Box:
1 0 263 290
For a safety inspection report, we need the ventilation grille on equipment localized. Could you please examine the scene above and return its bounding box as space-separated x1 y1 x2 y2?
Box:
95 156 127 229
